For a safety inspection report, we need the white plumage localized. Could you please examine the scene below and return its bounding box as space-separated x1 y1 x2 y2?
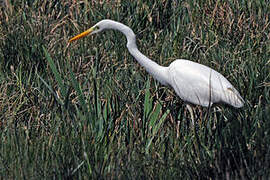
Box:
69 19 244 108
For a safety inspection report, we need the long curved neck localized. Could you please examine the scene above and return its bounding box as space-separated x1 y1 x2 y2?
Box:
107 20 169 85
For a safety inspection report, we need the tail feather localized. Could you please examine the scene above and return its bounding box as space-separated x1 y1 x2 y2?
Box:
226 88 244 108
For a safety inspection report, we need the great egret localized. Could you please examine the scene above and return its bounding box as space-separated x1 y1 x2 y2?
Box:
69 19 244 109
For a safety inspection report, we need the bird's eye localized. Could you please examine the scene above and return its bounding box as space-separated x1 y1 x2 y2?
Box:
95 26 100 30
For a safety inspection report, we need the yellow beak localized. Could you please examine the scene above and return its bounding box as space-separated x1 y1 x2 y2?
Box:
69 27 95 43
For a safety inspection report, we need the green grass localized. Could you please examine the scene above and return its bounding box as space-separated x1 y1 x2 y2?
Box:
0 0 270 179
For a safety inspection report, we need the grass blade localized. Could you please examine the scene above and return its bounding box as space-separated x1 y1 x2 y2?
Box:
67 63 88 113
43 46 67 98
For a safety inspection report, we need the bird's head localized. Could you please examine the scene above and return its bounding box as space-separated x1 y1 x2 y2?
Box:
69 20 115 43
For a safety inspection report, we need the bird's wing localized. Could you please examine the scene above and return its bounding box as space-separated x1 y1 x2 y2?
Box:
168 60 244 107
168 60 215 107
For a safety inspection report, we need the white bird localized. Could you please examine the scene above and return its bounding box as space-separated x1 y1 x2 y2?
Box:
69 19 244 109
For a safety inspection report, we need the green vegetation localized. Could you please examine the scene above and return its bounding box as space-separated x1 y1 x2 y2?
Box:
0 0 269 179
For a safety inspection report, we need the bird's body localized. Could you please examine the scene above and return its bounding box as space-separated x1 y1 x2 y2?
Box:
168 60 243 107
69 19 244 108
